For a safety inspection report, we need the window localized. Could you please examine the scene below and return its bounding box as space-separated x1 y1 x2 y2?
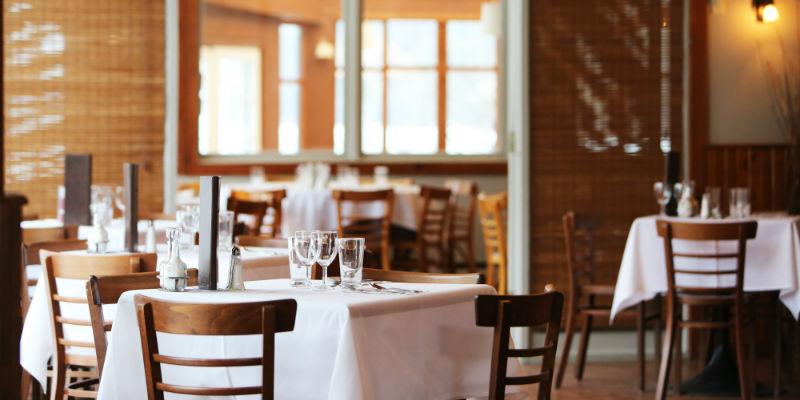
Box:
278 24 302 155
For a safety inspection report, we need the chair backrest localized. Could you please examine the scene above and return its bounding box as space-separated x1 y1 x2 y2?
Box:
227 198 269 236
22 224 79 244
655 219 757 297
42 251 158 376
139 212 176 221
477 192 508 294
475 292 564 400
20 239 88 319
362 267 483 284
231 189 287 238
444 179 478 239
236 235 289 248
417 186 451 244
86 269 199 377
562 212 602 291
332 189 394 270
134 295 297 400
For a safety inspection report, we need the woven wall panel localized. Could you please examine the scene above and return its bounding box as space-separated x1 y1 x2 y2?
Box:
529 0 684 325
4 0 166 218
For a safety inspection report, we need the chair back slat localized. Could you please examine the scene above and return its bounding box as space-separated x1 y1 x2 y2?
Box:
562 212 603 291
332 189 394 270
22 224 79 244
235 236 288 248
362 267 483 284
478 192 508 293
230 189 287 238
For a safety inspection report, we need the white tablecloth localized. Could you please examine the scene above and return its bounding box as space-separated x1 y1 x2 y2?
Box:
221 182 422 234
21 218 179 251
97 279 512 400
19 247 290 386
611 215 800 322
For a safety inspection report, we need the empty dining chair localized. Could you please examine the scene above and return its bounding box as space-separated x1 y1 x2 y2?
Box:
555 212 662 390
22 224 79 244
444 179 478 273
42 251 157 399
477 192 508 294
654 219 763 400
86 269 198 377
475 291 564 400
361 267 483 284
134 296 297 400
332 189 394 270
235 235 289 249
227 198 269 237
231 189 287 238
392 186 451 272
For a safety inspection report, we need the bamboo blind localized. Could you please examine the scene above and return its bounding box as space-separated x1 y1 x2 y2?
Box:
4 0 166 218
529 0 684 324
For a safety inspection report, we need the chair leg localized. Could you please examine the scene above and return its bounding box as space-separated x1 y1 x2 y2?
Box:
655 314 678 400
654 296 662 368
773 295 781 398
575 313 592 380
733 306 751 400
50 361 64 400
674 324 682 396
637 303 646 391
555 297 577 388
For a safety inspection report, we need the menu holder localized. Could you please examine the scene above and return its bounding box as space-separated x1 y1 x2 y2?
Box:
198 176 220 290
664 151 680 216
64 154 92 225
124 163 139 252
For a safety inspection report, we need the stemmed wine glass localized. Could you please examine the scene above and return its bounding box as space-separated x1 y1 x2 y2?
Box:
293 231 318 288
653 182 672 215
313 231 338 290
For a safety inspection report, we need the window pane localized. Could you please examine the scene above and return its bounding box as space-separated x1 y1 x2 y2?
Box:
446 71 498 154
386 19 437 68
335 20 344 69
334 69 344 155
362 70 384 154
446 20 497 68
386 70 438 154
279 24 301 80
279 83 300 155
362 20 384 69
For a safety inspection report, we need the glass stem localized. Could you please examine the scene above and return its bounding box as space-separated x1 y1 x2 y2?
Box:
321 266 328 288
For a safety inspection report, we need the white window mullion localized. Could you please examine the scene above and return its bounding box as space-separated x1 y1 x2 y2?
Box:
343 0 362 161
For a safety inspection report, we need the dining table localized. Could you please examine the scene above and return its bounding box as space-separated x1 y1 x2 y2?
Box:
610 213 800 395
19 245 290 388
95 279 517 400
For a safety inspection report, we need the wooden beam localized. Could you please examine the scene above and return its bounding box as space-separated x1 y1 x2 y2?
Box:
688 0 709 192
178 0 201 175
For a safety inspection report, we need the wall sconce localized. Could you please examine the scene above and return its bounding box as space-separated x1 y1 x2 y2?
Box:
315 39 335 60
753 0 779 23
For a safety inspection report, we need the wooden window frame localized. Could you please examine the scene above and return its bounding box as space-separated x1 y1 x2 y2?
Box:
178 0 506 176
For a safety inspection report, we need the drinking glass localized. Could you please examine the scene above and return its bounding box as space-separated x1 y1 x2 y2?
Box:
218 210 234 251
653 182 672 215
178 205 199 247
114 186 126 214
338 238 365 290
729 188 751 218
313 231 338 290
287 236 309 287
704 186 721 218
293 231 317 288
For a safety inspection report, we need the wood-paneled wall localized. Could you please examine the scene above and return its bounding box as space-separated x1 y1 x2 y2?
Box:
3 0 166 218
702 144 788 212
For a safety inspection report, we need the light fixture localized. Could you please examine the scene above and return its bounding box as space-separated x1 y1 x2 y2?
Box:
314 39 335 60
753 0 779 23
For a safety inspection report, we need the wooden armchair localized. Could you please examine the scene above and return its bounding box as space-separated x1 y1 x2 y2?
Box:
477 192 508 294
134 296 297 400
392 186 451 272
332 189 394 270
444 179 478 273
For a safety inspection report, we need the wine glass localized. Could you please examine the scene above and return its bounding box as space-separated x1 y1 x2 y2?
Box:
114 186 126 215
313 231 338 290
653 182 672 215
293 231 317 288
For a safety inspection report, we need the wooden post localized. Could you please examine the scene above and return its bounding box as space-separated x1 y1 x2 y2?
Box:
124 163 139 252
198 176 220 290
64 154 92 225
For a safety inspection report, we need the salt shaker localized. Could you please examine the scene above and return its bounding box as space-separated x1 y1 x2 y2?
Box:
145 220 157 252
87 203 109 253
159 227 188 291
226 246 245 291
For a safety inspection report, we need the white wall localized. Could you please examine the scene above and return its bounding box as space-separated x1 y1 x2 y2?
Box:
708 0 798 144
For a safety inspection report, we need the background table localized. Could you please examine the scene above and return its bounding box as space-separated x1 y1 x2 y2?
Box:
97 279 511 400
611 214 800 322
21 218 177 250
20 247 290 387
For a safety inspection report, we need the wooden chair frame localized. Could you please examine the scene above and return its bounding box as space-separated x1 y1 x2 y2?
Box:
476 292 564 400
230 189 287 238
22 225 79 245
444 179 478 273
555 212 662 390
332 189 394 270
477 192 508 294
362 267 483 284
235 235 288 249
227 197 269 237
134 295 297 400
393 186 451 272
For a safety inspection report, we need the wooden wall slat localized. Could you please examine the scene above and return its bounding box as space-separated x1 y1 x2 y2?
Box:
703 145 788 213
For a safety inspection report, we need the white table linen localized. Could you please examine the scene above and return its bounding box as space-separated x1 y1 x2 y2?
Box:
96 280 512 400
611 215 800 322
22 218 178 251
20 248 289 386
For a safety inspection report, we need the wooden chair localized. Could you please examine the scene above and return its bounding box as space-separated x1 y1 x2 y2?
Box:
392 186 451 272
332 189 394 270
475 291 565 400
86 269 198 377
134 295 297 400
477 192 508 294
444 179 478 273
230 189 287 238
42 251 157 399
362 267 483 284
22 224 79 244
227 198 269 237
139 212 176 221
236 235 288 249
654 219 760 400
555 212 662 390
